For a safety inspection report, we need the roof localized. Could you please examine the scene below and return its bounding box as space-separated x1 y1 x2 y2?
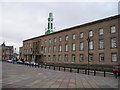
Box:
23 14 120 42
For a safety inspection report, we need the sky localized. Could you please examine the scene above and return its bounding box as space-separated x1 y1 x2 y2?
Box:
0 0 119 53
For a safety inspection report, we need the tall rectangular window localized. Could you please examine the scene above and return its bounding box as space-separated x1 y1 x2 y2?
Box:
54 38 56 42
89 41 93 50
59 45 62 52
110 26 116 33
89 54 93 61
99 53 104 62
111 53 117 62
65 35 68 41
72 43 76 51
48 55 51 61
59 37 62 42
80 32 84 38
111 37 117 48
99 39 104 49
89 30 93 37
72 54 75 62
72 34 76 40
80 42 84 50
44 47 47 53
65 44 68 52
53 46 56 53
79 54 84 62
48 47 51 53
64 54 68 62
99 28 104 35
53 55 56 61
58 55 62 61
49 39 51 43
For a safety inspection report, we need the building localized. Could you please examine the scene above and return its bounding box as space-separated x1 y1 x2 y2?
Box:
21 13 119 66
0 42 14 61
19 47 24 60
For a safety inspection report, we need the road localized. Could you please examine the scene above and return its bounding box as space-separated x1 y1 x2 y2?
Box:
2 62 118 89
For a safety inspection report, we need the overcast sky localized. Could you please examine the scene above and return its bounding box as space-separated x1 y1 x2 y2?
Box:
0 0 119 53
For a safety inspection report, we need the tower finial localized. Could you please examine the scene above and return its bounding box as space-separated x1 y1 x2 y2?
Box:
45 12 55 35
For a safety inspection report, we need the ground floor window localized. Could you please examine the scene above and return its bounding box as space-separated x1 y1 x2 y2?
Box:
53 55 56 61
72 54 75 62
89 54 93 62
58 55 62 61
48 55 51 61
99 53 104 62
79 54 84 62
64 54 68 62
111 53 117 62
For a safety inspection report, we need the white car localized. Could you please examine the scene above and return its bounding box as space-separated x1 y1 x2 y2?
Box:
7 59 13 63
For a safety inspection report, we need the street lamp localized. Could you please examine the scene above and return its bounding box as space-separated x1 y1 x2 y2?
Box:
87 37 90 75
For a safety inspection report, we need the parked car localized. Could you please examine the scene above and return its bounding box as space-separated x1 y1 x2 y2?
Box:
24 61 30 65
17 60 24 64
7 59 13 63
30 61 39 67
113 66 120 78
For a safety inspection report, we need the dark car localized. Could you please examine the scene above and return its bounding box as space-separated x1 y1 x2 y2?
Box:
17 60 24 64
113 66 120 78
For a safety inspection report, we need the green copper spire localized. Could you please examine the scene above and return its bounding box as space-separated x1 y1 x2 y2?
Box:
45 12 55 35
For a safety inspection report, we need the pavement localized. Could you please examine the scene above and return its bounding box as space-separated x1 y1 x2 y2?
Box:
2 62 118 89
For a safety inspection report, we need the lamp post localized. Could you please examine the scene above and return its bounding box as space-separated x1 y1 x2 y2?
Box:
87 37 90 75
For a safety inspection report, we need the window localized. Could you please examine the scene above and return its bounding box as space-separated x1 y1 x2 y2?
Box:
44 47 47 53
48 47 51 53
64 54 68 62
80 32 84 38
99 39 104 49
58 55 62 61
53 55 56 61
72 54 75 62
48 55 51 61
99 53 104 62
72 43 76 51
65 35 68 41
49 39 51 43
89 41 93 50
111 53 117 62
53 46 56 52
59 45 62 52
111 37 117 48
99 28 104 35
79 54 84 62
65 44 68 52
89 54 93 61
80 42 84 50
72 34 76 40
54 38 56 42
110 26 116 33
59 37 62 42
89 30 93 37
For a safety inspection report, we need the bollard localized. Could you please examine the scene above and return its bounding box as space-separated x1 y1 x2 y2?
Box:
94 69 96 76
77 68 79 73
54 66 55 70
41 65 43 68
49 66 50 69
70 68 72 72
88 69 90 75
45 65 46 69
104 71 106 77
85 69 87 74
59 66 60 71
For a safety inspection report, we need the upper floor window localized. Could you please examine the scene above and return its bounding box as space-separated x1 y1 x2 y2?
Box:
72 34 76 40
44 47 47 53
49 39 51 43
110 26 116 33
54 38 56 42
48 47 51 53
58 55 62 61
80 32 84 38
111 37 117 48
89 30 93 37
80 42 84 50
99 39 104 49
53 46 56 52
65 35 68 41
111 53 117 62
99 28 104 35
59 45 62 52
72 43 76 51
89 41 93 50
65 44 68 52
59 37 62 42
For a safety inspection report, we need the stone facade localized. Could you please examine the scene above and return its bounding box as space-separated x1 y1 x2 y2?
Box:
22 15 119 66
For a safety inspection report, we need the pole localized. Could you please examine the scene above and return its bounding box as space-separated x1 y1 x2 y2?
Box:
87 37 90 75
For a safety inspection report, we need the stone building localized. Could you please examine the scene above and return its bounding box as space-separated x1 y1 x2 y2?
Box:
0 42 14 61
21 13 119 66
